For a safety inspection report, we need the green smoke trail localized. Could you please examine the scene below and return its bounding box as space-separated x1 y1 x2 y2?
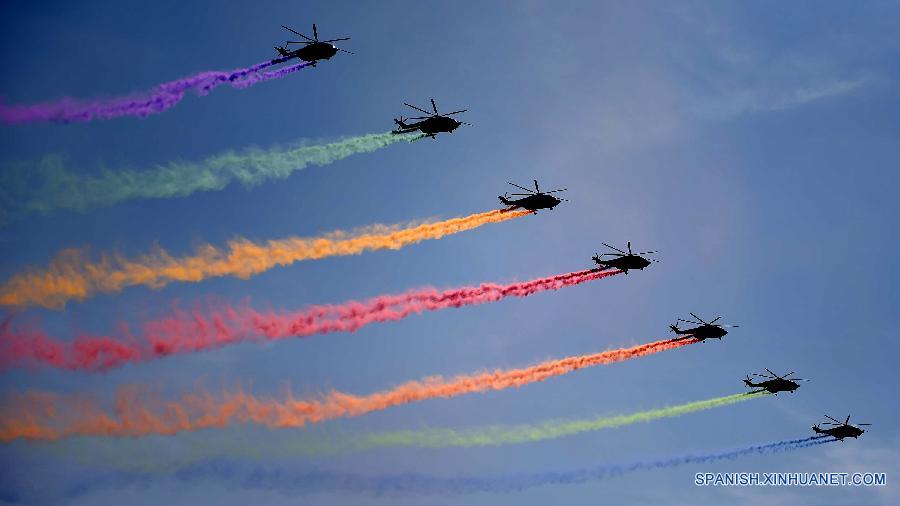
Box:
338 391 769 452
40 391 768 471
0 132 419 223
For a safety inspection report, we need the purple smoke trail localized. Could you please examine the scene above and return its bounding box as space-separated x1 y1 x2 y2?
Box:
60 436 835 499
0 58 310 124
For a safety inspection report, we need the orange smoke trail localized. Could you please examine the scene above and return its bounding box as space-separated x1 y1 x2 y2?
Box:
0 209 530 309
0 337 696 442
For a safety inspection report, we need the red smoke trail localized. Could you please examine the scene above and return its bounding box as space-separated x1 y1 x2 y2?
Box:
0 269 620 372
0 337 696 441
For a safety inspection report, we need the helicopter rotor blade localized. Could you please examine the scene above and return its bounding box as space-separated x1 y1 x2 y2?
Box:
601 243 628 255
628 241 633 254
282 25 314 41
779 371 795 378
508 182 536 193
845 415 851 425
285 40 314 45
635 250 657 255
431 98 439 114
444 109 468 116
857 423 872 426
533 180 541 193
336 48 355 54
509 193 535 196
689 312 709 325
403 103 433 115
824 415 842 424
458 121 473 126
321 37 351 43
543 188 568 194
312 23 319 41
764 368 778 377
709 316 723 324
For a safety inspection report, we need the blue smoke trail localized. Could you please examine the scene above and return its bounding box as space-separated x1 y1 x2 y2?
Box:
61 436 834 499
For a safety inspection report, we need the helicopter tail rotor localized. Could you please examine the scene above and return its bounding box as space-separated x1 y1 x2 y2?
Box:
274 44 291 58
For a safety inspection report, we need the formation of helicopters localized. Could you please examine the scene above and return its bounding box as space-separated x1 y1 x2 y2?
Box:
265 21 871 445
271 26 472 140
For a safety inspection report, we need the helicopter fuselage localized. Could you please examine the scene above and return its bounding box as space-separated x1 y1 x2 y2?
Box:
813 424 864 440
278 42 338 64
499 193 561 212
744 377 799 394
592 254 651 274
671 324 727 341
394 116 461 137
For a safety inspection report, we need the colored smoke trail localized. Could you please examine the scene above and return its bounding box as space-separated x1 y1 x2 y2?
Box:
334 391 770 453
0 337 696 441
0 59 309 124
0 132 420 222
61 436 835 498
0 209 530 309
1 268 617 372
50 391 768 470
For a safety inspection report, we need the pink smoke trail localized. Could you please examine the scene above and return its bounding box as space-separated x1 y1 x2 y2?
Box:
0 58 310 124
0 269 620 372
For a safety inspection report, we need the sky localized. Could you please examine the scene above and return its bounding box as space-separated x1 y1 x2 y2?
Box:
0 0 898 504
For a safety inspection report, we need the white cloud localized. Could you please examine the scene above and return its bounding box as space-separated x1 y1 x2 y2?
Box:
697 77 870 119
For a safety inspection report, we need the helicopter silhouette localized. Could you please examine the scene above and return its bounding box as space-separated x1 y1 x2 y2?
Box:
670 313 738 341
273 24 353 65
392 99 470 139
743 368 807 394
813 414 871 441
591 242 656 274
499 180 568 213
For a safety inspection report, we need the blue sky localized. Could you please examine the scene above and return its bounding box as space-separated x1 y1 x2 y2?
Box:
1 1 898 504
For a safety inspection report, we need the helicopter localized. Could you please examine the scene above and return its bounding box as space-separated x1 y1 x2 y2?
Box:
813 414 871 441
591 242 656 274
499 180 568 213
669 313 738 341
273 24 353 65
743 368 807 394
392 98 470 139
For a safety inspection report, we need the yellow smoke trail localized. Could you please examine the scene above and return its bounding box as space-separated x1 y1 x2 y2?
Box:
0 209 530 309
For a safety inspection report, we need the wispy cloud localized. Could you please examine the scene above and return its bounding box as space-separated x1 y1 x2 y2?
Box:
697 77 870 119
